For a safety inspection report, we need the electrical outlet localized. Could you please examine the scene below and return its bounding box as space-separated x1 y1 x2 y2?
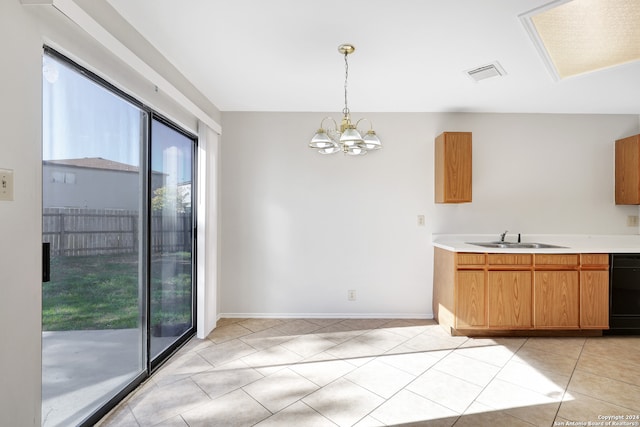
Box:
417 215 425 226
0 169 14 201
348 290 356 301
627 215 639 227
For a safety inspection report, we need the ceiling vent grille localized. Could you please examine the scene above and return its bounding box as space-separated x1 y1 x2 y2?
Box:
465 62 507 82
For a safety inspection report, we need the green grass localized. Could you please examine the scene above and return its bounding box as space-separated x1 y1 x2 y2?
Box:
42 253 192 331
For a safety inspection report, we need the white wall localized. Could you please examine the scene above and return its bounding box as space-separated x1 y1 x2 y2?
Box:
220 112 640 318
433 113 640 234
0 1 44 425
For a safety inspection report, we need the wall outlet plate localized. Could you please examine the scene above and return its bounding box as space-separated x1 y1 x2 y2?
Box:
0 169 14 201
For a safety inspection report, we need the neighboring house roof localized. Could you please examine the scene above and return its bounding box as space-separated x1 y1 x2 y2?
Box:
44 157 140 172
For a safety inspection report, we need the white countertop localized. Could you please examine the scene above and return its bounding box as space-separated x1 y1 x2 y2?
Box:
432 234 640 254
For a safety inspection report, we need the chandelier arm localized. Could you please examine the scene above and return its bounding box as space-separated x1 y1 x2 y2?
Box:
319 116 338 132
354 118 374 132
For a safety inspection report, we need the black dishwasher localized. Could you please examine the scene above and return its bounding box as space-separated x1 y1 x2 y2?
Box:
608 253 640 334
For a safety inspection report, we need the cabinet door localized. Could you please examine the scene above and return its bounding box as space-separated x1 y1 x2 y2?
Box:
534 271 579 328
435 132 472 203
456 270 486 328
488 271 532 328
615 135 640 205
580 271 609 328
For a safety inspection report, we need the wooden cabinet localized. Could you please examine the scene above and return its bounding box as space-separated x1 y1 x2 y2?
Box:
488 271 532 328
457 271 486 327
615 134 640 204
435 132 472 203
432 247 610 335
487 254 532 328
534 271 579 328
534 254 580 328
580 254 610 328
580 271 609 328
454 252 485 328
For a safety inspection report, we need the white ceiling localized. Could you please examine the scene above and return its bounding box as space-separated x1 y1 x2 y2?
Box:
106 0 640 114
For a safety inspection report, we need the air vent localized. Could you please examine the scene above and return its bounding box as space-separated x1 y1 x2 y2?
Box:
465 62 507 82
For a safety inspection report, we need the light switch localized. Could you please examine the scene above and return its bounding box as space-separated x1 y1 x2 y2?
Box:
0 169 14 201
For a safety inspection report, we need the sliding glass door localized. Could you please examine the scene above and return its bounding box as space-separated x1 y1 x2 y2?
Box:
42 50 196 426
149 117 195 363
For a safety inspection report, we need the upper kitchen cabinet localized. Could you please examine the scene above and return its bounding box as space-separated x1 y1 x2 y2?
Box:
615 134 640 205
435 132 472 203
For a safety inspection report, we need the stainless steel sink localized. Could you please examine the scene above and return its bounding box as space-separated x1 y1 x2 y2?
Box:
466 242 567 249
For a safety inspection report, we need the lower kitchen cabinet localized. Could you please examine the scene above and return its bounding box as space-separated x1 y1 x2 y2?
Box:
433 247 610 335
488 271 532 328
534 271 579 328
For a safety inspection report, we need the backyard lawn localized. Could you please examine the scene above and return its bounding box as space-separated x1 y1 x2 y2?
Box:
42 253 192 331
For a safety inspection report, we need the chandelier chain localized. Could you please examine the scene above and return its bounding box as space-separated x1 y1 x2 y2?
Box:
343 52 349 115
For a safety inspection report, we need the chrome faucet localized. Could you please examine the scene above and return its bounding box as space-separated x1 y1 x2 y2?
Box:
500 230 522 243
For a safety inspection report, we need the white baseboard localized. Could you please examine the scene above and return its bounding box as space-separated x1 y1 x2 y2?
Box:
218 312 434 320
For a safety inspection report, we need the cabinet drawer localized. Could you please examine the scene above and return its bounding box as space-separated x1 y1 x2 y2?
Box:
535 254 579 266
581 254 609 268
457 253 485 266
488 254 532 266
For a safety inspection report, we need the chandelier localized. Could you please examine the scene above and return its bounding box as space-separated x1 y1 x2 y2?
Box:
309 44 382 156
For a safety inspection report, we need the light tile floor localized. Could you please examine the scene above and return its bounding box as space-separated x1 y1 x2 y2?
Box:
97 319 640 427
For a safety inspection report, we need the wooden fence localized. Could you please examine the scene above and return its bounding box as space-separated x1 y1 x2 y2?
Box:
43 207 192 256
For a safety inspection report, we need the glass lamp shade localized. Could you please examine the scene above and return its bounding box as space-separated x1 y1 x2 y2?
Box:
359 130 382 150
318 143 341 154
339 126 363 147
309 129 334 149
346 146 367 156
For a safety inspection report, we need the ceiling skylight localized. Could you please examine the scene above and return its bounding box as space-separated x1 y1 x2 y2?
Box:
520 0 640 80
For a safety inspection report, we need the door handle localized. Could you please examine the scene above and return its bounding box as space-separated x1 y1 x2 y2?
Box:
43 242 50 282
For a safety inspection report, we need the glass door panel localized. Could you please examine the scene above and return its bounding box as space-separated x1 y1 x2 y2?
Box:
42 52 147 426
149 118 195 361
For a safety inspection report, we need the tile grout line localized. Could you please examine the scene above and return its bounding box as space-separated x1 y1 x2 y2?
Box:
561 337 640 414
277 326 426 426
110 320 561 426
347 334 462 426
293 324 476 425
200 322 476 425
550 336 587 424
450 336 529 426
208 322 367 426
